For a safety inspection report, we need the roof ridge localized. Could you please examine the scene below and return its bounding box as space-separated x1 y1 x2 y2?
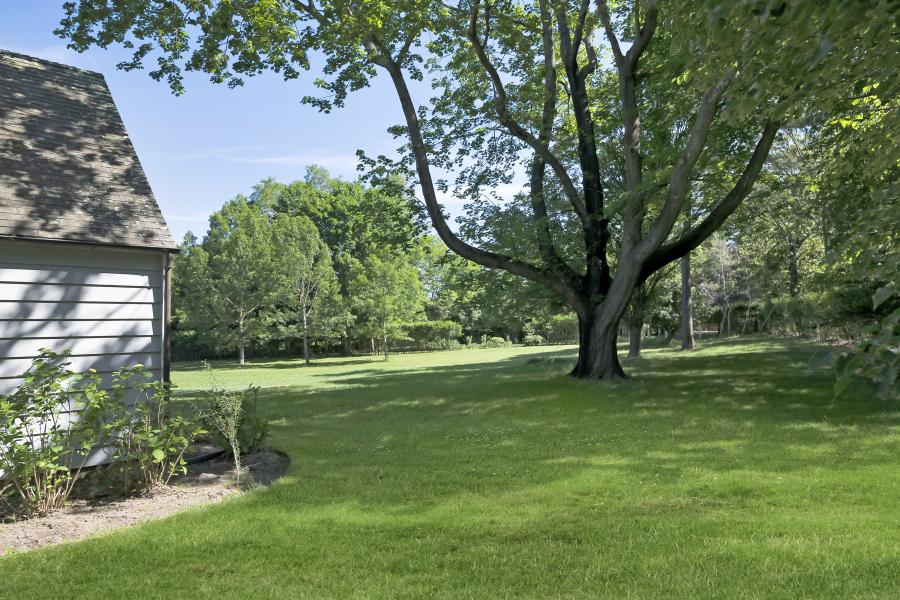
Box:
0 48 104 79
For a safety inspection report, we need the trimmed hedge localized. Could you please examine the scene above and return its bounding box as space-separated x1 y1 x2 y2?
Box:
394 321 464 351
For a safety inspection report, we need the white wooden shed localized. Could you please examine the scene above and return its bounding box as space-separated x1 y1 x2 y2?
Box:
0 50 177 397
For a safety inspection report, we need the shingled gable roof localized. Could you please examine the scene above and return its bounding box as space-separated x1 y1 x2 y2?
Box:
0 49 176 250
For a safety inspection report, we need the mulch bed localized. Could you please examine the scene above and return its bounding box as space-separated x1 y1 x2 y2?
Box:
1 448 289 555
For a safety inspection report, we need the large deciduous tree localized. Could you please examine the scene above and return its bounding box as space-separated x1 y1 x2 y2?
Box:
255 168 423 353
177 197 285 365
272 214 339 365
58 0 897 379
350 250 425 359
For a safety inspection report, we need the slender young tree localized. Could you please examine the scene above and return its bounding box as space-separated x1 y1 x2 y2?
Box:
178 197 285 365
350 251 425 359
679 199 696 350
272 214 338 365
58 0 896 378
679 253 695 350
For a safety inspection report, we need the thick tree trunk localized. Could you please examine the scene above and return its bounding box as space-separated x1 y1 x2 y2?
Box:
571 309 626 379
383 330 389 360
628 321 642 358
627 284 647 359
680 254 695 350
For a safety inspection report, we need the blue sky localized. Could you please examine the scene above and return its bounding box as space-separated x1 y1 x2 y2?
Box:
0 1 440 242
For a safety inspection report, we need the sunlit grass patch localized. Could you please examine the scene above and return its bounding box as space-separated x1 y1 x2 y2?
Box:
1 338 897 599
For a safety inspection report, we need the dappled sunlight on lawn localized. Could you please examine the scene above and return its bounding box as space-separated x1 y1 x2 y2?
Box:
2 338 897 598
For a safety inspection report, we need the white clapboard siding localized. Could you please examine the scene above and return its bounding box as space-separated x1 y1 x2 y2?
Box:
0 239 163 271
0 267 160 288
0 351 163 380
0 335 161 359
0 282 157 304
0 319 158 339
0 301 162 321
0 368 162 396
0 239 166 397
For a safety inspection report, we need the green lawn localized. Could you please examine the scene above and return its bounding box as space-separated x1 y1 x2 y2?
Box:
1 338 898 599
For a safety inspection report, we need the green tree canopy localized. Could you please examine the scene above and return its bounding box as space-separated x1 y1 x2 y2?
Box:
271 213 340 364
177 196 286 364
59 0 898 379
350 250 426 358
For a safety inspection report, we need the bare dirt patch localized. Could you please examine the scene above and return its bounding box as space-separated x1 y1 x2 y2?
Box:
1 449 289 555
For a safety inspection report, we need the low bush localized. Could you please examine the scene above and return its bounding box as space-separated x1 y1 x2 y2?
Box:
0 350 105 516
103 368 204 494
522 334 545 346
543 313 579 344
0 351 203 516
399 321 464 351
198 363 268 477
482 336 511 348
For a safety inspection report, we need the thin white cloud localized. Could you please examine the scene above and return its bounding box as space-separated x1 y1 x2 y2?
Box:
148 145 266 161
150 147 360 174
221 153 360 172
165 213 210 223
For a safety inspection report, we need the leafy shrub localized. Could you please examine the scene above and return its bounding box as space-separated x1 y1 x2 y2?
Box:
759 284 878 340
543 313 579 344
833 313 899 401
101 367 204 494
198 363 268 476
482 336 511 348
522 334 544 346
200 387 244 477
521 321 539 337
0 352 204 515
811 286 899 403
399 321 464 351
0 350 107 516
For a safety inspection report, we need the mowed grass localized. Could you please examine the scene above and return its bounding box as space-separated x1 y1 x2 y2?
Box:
1 338 898 599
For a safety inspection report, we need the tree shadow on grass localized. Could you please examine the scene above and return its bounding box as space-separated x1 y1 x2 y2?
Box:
2 339 894 600
227 338 898 521
173 357 381 372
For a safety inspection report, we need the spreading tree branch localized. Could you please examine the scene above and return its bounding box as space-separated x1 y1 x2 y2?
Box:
639 121 781 280
289 0 581 303
528 0 581 281
555 2 611 293
380 51 581 305
466 1 589 225
635 71 733 260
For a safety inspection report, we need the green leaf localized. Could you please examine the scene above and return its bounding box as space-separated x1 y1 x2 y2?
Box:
834 376 853 397
152 448 165 463
872 285 895 309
